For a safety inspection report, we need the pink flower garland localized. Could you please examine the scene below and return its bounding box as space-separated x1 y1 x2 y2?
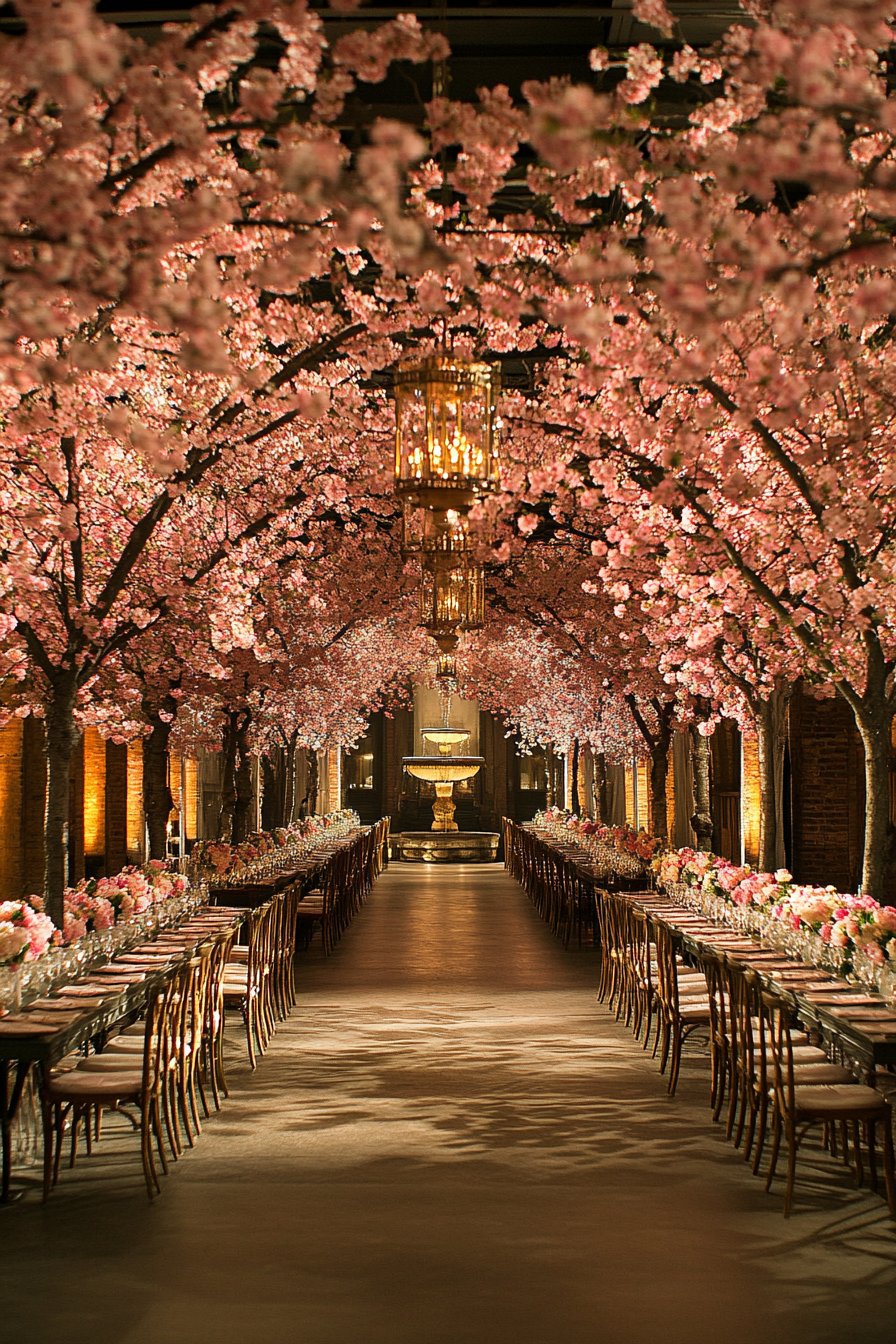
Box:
656 848 896 966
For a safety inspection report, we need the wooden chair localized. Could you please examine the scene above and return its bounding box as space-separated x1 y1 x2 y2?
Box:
296 850 343 955
746 977 855 1175
761 990 896 1218
42 973 179 1200
222 902 273 1068
702 950 733 1122
649 915 711 1096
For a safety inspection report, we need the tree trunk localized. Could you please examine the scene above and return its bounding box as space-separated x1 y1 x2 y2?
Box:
217 713 239 842
689 725 714 852
753 684 792 873
142 690 177 862
233 713 254 844
305 751 319 817
594 752 609 824
571 739 580 814
649 742 670 845
546 746 555 808
260 751 280 832
282 731 298 827
624 696 675 844
852 695 895 902
43 675 80 928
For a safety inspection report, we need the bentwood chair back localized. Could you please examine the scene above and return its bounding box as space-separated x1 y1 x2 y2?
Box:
204 925 236 1109
701 950 731 1123
43 969 178 1201
761 991 896 1218
222 901 272 1069
649 916 711 1097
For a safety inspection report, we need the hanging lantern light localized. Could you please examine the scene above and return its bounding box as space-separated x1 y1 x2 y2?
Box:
401 502 471 559
394 356 501 513
436 653 457 681
419 557 485 649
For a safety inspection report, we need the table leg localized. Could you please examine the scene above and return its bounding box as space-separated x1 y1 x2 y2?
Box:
1 1059 33 1204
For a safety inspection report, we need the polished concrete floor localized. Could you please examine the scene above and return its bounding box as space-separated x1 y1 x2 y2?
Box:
2 863 895 1344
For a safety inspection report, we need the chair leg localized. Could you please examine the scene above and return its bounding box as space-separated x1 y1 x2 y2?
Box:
244 1001 257 1071
52 1104 66 1188
141 1106 160 1200
69 1105 83 1169
667 1025 683 1097
153 1097 169 1176
752 1091 770 1174
41 1099 55 1202
783 1125 799 1218
741 1091 757 1160
881 1118 896 1219
765 1111 782 1191
852 1121 864 1187
867 1120 879 1194
162 1072 181 1159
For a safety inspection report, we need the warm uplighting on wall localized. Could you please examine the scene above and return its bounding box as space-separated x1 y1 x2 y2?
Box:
126 740 143 860
741 734 761 866
624 758 649 831
0 721 22 895
83 727 106 858
394 356 501 513
183 756 198 842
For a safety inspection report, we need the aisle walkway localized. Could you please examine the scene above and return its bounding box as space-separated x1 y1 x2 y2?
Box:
4 864 896 1344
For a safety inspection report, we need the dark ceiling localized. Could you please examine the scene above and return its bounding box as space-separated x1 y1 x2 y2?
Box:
0 2 745 94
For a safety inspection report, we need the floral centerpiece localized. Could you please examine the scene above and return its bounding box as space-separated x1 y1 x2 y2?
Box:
61 862 189 943
0 899 56 967
539 811 664 870
190 811 360 885
653 846 896 988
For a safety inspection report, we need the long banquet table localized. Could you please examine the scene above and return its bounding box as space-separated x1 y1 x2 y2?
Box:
512 823 896 1081
207 828 369 909
0 905 246 1204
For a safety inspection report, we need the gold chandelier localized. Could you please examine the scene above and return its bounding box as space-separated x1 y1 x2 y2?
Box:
419 556 485 652
394 356 501 513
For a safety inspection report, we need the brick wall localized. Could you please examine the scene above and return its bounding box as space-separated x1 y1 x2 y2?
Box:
0 720 24 899
22 717 45 894
789 686 865 895
126 740 144 861
665 744 675 839
105 742 128 874
83 726 106 860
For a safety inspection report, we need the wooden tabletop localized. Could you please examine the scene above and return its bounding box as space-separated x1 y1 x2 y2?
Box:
527 829 896 1072
0 909 245 1067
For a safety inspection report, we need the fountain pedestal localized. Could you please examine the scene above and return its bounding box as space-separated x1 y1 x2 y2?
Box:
396 832 500 863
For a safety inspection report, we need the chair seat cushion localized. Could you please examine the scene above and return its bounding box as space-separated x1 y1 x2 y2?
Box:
793 1084 889 1116
76 1055 146 1073
45 1071 143 1100
52 1052 85 1073
103 1037 149 1054
791 1063 856 1086
680 1002 712 1022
